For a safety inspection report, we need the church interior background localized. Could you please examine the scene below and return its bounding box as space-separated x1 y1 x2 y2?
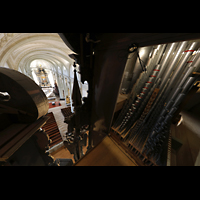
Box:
0 33 88 111
0 33 89 165
1 33 200 166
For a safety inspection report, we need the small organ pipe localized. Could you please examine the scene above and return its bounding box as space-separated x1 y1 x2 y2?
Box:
118 43 177 131
116 43 175 132
121 78 161 135
113 44 167 129
118 64 161 132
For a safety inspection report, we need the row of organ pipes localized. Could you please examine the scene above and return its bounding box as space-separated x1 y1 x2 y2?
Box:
112 40 200 166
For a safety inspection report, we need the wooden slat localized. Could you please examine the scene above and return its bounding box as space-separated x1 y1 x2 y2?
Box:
48 131 60 137
45 127 59 133
61 107 72 118
50 138 63 147
42 112 63 148
0 124 27 148
0 116 49 161
51 134 61 140
75 136 139 166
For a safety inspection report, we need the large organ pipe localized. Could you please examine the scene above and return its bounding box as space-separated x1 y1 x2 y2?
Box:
165 42 199 96
143 57 200 163
114 43 173 131
144 74 199 163
156 50 200 125
156 42 178 80
112 40 200 166
117 43 178 133
129 44 166 100
166 48 200 102
159 41 188 90
128 46 153 90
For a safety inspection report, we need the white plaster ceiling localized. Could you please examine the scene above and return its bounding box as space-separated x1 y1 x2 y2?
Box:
0 33 75 72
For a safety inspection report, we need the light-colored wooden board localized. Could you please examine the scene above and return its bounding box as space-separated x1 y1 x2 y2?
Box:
74 136 138 166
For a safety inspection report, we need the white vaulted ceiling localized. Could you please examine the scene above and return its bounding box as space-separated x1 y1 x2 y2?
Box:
0 33 88 102
0 33 75 73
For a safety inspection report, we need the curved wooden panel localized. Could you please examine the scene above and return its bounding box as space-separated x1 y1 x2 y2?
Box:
0 67 48 122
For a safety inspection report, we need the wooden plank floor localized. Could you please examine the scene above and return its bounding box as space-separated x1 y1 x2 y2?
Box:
74 136 138 166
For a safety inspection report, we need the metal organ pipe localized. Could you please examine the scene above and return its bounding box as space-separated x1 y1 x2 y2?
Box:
134 42 183 128
129 46 153 87
143 75 200 164
123 79 161 135
118 44 171 126
156 42 178 80
128 44 167 105
159 41 188 90
119 43 177 132
113 46 153 129
159 76 197 129
166 48 200 103
150 75 198 140
159 50 200 120
119 64 161 133
165 41 199 95
112 39 200 166
145 42 200 140
142 78 170 125
113 45 165 129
